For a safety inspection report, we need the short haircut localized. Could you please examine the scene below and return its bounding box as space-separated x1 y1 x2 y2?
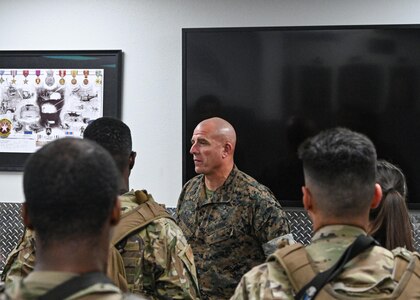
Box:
298 127 377 216
23 138 120 246
83 117 132 173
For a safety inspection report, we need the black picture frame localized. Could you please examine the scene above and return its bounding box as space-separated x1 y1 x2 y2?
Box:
0 50 123 171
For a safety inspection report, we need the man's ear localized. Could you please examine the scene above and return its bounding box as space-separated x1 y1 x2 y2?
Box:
21 203 34 230
302 186 316 222
302 186 313 211
129 151 136 170
110 197 121 226
370 183 382 209
222 142 233 158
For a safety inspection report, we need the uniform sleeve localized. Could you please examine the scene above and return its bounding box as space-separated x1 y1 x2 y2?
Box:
251 189 291 250
1 228 36 287
230 275 250 300
140 219 200 300
230 262 294 300
174 186 186 223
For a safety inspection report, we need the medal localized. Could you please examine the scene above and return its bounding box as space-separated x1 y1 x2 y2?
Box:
45 70 55 87
11 70 17 84
0 70 4 84
23 70 29 84
0 118 12 138
71 70 78 85
83 70 89 85
95 70 102 85
59 70 66 85
35 70 41 84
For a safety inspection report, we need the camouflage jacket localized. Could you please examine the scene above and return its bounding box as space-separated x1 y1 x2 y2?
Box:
176 166 290 300
1 190 200 300
2 271 124 300
231 225 404 299
117 190 200 299
1 227 35 286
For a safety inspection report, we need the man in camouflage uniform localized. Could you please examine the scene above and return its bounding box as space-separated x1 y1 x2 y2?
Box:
2 117 200 300
2 138 130 299
176 117 291 299
231 127 420 299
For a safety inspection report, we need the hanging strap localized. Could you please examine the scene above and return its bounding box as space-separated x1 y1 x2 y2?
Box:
38 272 114 300
295 235 379 300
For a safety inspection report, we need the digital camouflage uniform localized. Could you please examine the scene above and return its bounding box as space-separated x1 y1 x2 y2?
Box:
176 166 290 300
231 225 418 299
1 190 200 300
1 271 124 300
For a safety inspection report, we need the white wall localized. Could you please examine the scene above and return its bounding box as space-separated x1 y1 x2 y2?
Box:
1 0 420 206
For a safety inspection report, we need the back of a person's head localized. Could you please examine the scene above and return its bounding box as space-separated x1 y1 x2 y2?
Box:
370 160 414 251
83 117 132 173
298 127 377 216
23 137 120 247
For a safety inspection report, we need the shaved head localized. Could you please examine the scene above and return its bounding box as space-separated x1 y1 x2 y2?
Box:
190 117 236 184
197 117 237 150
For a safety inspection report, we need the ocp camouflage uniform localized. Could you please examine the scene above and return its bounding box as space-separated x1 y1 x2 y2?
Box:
231 225 414 299
1 190 200 300
176 166 290 300
118 190 200 299
1 227 35 286
1 271 126 300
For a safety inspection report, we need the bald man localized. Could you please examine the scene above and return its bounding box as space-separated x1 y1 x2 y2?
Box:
176 117 291 300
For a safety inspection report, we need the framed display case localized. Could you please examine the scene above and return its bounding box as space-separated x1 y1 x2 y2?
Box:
0 50 123 171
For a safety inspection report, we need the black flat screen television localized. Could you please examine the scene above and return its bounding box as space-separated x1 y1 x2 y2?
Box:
183 25 420 209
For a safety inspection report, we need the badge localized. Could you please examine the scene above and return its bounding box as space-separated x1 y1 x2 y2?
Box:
95 70 102 85
71 70 78 85
23 70 29 84
11 70 17 84
83 70 89 85
35 70 41 84
0 70 4 84
59 70 66 85
0 118 12 138
45 70 55 87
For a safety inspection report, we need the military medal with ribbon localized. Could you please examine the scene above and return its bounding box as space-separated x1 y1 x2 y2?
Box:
59 70 66 85
11 70 17 84
83 70 89 85
71 70 78 85
23 70 29 84
95 70 102 85
35 70 41 84
0 70 4 84
45 70 55 87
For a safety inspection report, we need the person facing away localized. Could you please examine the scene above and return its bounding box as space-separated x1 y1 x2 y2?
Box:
231 127 420 299
1 117 200 300
369 159 415 251
2 138 126 299
176 117 291 300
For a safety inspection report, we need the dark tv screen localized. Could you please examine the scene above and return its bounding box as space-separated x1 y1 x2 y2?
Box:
183 25 420 208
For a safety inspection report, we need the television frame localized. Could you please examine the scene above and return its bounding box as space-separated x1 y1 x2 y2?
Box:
182 25 420 209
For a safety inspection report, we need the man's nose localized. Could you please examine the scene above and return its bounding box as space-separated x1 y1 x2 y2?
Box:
190 143 197 154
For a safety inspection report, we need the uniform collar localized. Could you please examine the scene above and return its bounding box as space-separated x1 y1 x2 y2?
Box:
197 165 239 206
312 225 367 242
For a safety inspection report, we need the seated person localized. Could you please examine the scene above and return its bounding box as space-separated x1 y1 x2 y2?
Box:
369 159 415 251
231 127 420 299
1 138 140 299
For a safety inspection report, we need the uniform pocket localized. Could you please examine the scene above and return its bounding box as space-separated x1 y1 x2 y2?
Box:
205 226 235 245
